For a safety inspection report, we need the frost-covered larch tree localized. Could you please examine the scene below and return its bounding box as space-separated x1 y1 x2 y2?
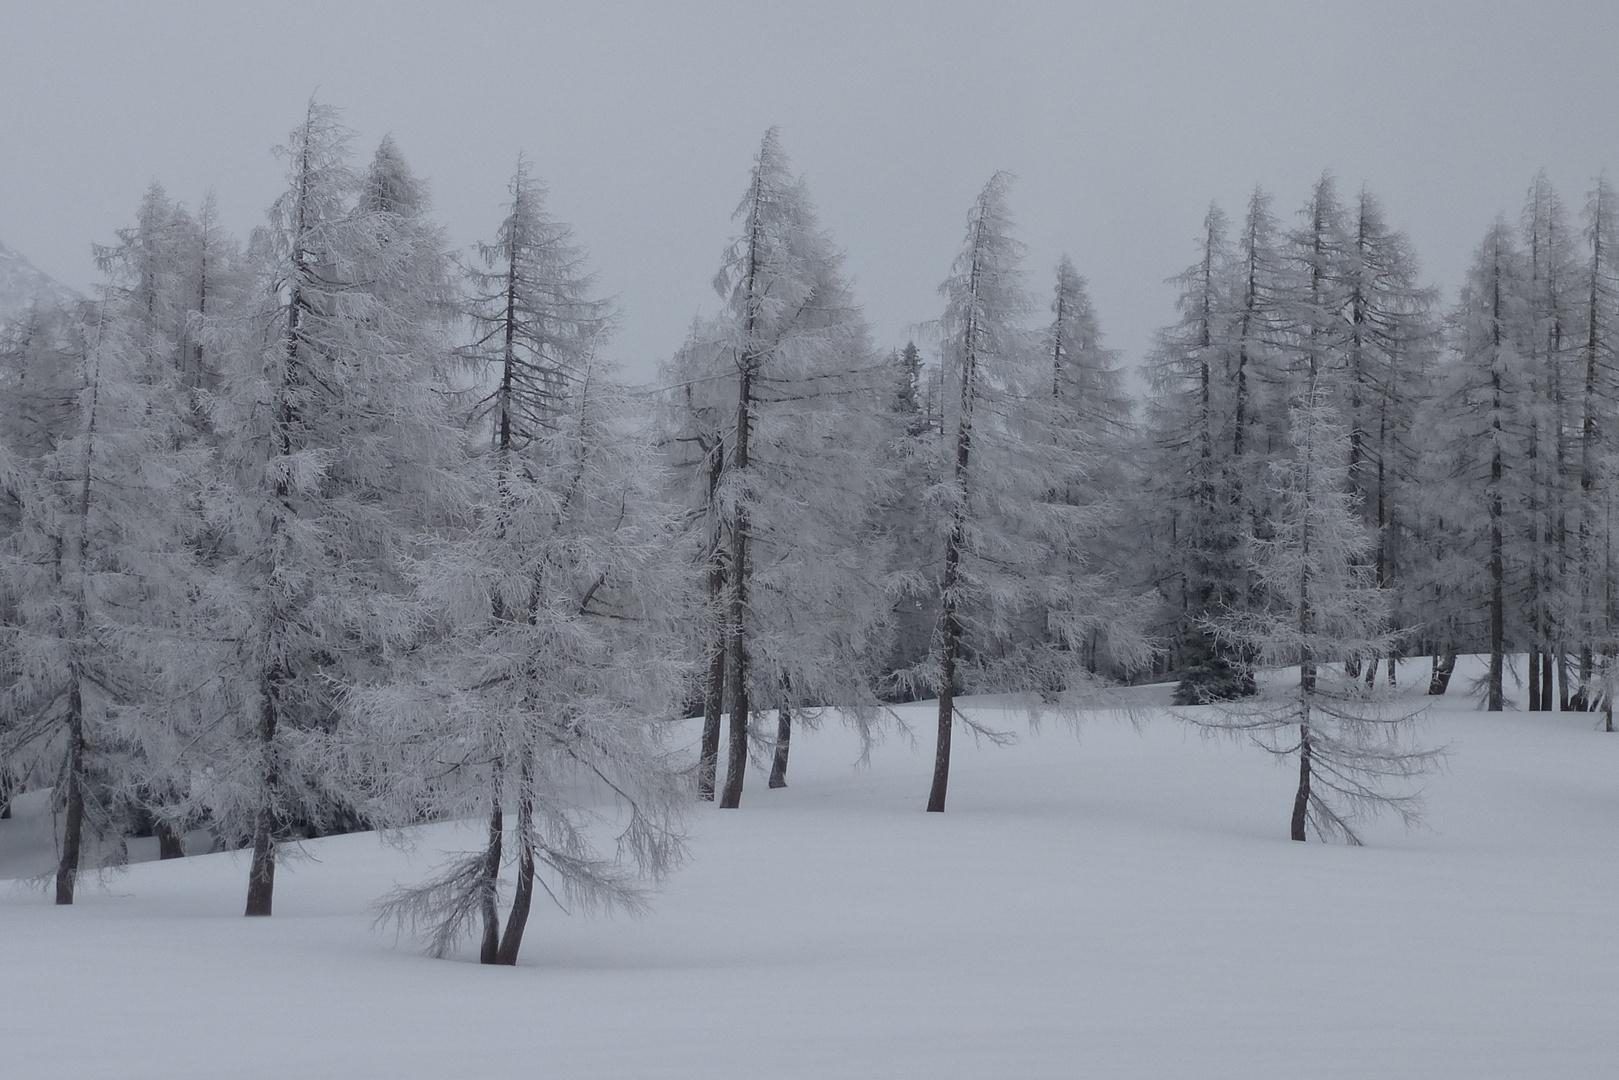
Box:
1571 177 1619 712
200 105 466 917
1519 173 1579 710
1337 189 1437 686
361 355 693 966
1424 222 1535 712
83 185 248 861
358 155 688 966
1197 385 1440 843
1142 203 1246 679
702 129 894 808
654 321 733 799
914 174 1145 812
463 156 613 449
0 281 205 900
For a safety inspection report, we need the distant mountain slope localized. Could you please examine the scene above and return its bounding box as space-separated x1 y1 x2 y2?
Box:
0 237 79 323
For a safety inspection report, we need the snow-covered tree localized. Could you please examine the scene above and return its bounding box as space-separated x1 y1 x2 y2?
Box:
1047 256 1131 438
912 174 1145 812
1142 203 1245 675
199 105 466 916
1337 189 1437 685
1426 221 1532 711
363 359 692 965
1197 389 1439 843
696 129 894 808
1519 173 1578 709
0 287 207 899
654 321 732 799
463 156 613 448
1571 177 1619 711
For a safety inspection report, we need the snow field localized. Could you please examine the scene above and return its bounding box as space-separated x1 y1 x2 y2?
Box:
3 663 1618 1078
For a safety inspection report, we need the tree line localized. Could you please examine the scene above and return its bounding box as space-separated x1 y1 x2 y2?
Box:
1 102 1611 961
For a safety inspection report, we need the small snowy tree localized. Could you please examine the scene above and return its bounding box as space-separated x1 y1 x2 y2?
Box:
1195 388 1440 843
361 360 692 966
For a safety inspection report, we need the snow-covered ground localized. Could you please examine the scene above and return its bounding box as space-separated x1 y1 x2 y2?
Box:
4 656 1618 1078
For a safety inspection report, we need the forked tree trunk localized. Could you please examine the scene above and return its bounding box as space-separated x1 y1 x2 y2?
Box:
54 679 86 905
495 755 536 965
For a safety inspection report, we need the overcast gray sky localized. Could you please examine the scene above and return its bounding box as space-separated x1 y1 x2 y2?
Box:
3 0 1618 384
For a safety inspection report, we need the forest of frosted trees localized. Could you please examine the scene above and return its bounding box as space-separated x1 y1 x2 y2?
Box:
4 102 1618 961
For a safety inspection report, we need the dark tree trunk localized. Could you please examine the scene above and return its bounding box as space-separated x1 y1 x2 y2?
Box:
928 676 955 813
929 485 967 814
154 820 185 860
495 757 535 965
1487 275 1506 713
1428 652 1457 695
698 641 725 801
768 705 791 789
1529 649 1543 711
244 811 276 917
697 446 727 801
54 679 86 905
720 660 750 809
244 668 282 917
1291 722 1312 842
928 410 971 814
478 801 504 965
1602 656 1616 733
1543 652 1556 711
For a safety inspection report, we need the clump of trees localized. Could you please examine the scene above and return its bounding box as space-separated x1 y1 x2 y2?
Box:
9 101 1604 964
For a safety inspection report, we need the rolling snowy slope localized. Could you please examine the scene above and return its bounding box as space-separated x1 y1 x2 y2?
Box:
3 659 1617 1079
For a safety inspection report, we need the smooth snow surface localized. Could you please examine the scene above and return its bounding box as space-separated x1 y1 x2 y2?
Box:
4 659 1618 1078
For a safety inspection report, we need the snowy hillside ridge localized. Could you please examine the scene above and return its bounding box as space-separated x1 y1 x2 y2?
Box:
0 237 77 321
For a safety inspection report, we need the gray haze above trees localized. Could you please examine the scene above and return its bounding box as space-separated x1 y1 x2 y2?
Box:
3 1 1619 383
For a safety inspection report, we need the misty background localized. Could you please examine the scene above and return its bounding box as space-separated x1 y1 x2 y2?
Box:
3 0 1618 382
